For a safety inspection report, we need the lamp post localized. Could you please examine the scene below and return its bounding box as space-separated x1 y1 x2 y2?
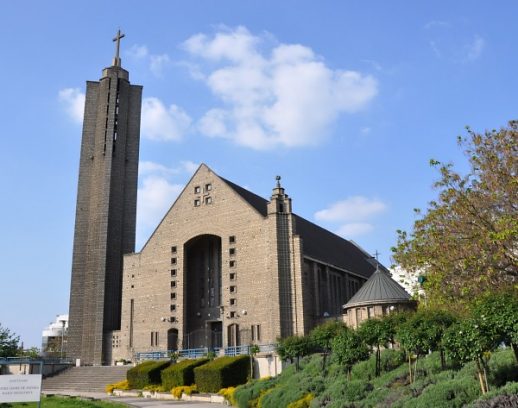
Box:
59 319 66 359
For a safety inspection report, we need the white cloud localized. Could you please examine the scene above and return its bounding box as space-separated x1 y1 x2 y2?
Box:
315 196 387 238
58 88 85 123
336 222 374 237
183 26 378 149
139 160 199 176
137 175 183 231
150 54 171 77
126 44 149 59
315 196 386 222
465 35 485 61
141 97 192 141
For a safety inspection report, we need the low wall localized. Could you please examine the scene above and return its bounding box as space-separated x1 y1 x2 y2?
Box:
0 363 71 378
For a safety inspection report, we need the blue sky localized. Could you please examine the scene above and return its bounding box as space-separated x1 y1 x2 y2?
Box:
1 1 517 348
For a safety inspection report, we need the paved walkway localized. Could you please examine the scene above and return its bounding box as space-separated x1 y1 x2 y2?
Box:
42 390 226 407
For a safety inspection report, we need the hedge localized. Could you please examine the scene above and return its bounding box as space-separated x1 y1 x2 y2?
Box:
194 355 250 393
161 358 209 390
127 360 171 389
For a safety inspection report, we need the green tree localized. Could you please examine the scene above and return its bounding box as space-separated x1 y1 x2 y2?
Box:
331 327 370 379
357 318 389 377
392 122 518 308
472 291 518 363
0 323 20 358
276 335 313 371
310 321 345 372
396 310 456 382
443 318 499 394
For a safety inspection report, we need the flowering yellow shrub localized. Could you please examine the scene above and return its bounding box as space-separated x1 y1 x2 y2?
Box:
105 379 130 393
287 393 314 408
171 384 198 399
218 386 237 405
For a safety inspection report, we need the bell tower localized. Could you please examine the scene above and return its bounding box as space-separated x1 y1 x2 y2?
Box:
67 31 142 365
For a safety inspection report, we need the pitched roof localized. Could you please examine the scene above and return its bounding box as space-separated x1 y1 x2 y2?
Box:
219 176 376 279
343 268 412 309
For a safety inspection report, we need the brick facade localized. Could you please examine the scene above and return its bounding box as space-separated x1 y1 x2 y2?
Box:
68 64 142 366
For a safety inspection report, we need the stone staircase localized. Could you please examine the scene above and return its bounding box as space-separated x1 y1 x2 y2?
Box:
42 366 130 393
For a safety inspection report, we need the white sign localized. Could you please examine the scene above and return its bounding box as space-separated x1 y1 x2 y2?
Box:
0 374 42 403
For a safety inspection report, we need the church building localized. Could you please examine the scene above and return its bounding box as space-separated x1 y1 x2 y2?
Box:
68 33 379 366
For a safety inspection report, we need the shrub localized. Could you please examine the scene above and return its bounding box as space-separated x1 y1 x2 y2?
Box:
161 358 209 390
287 393 314 408
218 386 237 405
127 360 171 389
171 384 198 399
105 379 130 393
234 376 278 408
194 355 250 393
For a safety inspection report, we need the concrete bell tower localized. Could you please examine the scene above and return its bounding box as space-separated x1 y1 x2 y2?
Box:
67 31 143 365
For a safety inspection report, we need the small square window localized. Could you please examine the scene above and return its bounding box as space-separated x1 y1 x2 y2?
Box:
205 183 212 191
171 316 177 323
171 269 177 277
171 293 176 299
171 281 177 288
229 273 236 281
229 248 236 256
230 285 236 293
194 186 201 194
230 311 236 318
194 199 201 207
131 284 134 288
205 196 212 205
170 304 176 312
230 298 236 306
171 258 177 265
229 260 236 268
229 236 236 244
171 246 177 253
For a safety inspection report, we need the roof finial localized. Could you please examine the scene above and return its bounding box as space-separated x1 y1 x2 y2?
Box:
275 175 281 188
112 29 125 67
374 250 381 272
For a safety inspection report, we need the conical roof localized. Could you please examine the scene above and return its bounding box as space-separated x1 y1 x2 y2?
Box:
343 267 412 309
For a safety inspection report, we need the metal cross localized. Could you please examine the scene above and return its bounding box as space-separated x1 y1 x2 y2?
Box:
374 250 380 261
113 29 125 66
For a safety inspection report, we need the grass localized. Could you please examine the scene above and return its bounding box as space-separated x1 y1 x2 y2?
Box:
0 395 127 407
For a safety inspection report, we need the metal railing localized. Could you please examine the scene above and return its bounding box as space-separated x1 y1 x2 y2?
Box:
135 344 276 361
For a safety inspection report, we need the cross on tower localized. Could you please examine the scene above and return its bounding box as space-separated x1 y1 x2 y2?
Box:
112 29 125 67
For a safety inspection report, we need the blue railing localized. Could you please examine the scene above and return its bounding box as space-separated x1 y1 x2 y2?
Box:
135 344 276 361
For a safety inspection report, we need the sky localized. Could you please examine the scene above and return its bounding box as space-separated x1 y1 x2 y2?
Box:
1 1 517 348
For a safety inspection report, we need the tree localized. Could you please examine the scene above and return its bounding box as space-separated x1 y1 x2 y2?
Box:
276 335 313 371
310 321 345 372
357 318 389 377
471 291 518 363
331 327 370 380
0 323 20 358
396 310 457 382
443 318 499 394
392 122 518 308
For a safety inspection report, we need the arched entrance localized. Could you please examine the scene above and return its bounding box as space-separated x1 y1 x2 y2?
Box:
184 235 222 349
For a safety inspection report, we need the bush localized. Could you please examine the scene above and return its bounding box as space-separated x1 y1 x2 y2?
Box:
161 358 209 390
218 386 237 405
233 376 278 408
288 393 314 408
127 360 171 389
105 379 130 393
194 355 250 393
171 384 198 399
